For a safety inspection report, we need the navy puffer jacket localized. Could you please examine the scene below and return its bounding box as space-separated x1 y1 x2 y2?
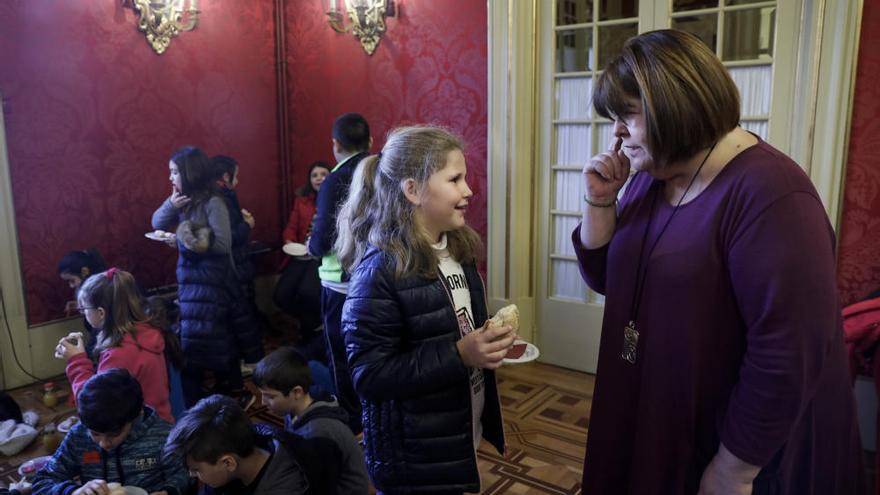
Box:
175 221 238 370
342 247 505 494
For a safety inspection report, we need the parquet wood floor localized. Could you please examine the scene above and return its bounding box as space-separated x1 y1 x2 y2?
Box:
4 360 873 494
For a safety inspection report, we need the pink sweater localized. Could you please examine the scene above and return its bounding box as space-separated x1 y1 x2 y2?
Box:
66 323 172 423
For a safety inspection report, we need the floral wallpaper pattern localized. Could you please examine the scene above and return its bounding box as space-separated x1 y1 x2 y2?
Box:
0 0 488 325
0 1 280 324
837 0 880 307
282 0 489 241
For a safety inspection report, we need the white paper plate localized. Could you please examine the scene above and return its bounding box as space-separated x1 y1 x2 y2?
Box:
123 486 148 495
282 242 308 257
502 339 540 365
18 455 52 476
144 231 173 242
57 415 79 433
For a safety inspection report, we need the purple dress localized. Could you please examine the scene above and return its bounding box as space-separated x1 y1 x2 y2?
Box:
573 140 865 494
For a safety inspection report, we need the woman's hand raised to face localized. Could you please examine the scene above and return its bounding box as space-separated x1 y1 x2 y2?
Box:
583 137 631 204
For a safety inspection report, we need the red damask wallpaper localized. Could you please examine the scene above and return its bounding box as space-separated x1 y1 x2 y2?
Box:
837 0 880 307
282 0 489 242
0 1 280 325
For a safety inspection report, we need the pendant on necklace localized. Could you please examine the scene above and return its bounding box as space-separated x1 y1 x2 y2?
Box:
622 320 639 364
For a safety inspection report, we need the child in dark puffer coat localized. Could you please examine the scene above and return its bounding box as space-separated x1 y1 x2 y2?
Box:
152 146 262 407
212 155 263 362
335 126 516 493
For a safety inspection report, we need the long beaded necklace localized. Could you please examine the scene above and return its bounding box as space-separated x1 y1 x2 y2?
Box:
621 141 718 364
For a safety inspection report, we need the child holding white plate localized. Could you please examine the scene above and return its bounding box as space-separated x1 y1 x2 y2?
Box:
336 125 516 493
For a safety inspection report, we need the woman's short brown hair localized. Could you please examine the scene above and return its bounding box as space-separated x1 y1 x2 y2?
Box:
592 29 740 166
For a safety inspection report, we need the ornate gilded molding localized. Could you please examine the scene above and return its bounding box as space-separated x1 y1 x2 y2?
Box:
132 0 200 55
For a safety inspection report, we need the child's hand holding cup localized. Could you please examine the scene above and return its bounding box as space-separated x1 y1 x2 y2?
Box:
54 332 85 360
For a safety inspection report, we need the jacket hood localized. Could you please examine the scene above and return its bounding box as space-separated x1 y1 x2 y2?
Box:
176 220 212 253
118 324 165 356
291 393 350 428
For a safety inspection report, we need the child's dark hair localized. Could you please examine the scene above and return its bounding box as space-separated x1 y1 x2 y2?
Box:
142 296 186 370
78 368 144 433
212 155 238 182
170 146 215 201
78 268 147 355
252 347 312 395
164 395 256 463
332 113 371 153
0 391 23 423
57 249 106 278
294 161 331 197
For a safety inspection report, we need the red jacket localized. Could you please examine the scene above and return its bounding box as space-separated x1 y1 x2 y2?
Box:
66 323 172 423
282 194 317 244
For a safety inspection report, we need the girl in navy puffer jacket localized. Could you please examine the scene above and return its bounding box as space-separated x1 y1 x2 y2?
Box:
152 146 262 406
336 126 518 494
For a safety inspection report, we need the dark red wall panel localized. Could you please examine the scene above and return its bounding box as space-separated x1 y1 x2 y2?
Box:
838 0 880 306
282 0 489 245
0 1 280 325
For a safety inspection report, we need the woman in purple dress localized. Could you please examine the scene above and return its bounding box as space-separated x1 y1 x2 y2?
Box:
573 30 864 494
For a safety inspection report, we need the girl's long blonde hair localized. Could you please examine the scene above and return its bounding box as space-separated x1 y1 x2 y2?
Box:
78 268 147 356
336 125 482 278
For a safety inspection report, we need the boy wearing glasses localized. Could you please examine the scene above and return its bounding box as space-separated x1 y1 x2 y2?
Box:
32 369 189 495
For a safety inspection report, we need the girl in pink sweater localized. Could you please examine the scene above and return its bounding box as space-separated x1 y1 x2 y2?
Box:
55 268 178 423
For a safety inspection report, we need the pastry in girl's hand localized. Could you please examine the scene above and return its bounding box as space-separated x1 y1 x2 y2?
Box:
487 304 519 332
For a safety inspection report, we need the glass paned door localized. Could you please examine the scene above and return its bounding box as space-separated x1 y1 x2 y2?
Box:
536 0 783 373
669 0 777 139
536 0 638 372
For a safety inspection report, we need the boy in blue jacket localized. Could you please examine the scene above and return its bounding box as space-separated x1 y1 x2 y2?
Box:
32 369 189 495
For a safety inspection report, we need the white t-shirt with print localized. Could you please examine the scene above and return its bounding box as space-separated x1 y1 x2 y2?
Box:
432 234 484 450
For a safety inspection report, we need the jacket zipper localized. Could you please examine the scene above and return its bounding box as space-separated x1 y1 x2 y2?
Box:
437 266 507 490
475 269 508 457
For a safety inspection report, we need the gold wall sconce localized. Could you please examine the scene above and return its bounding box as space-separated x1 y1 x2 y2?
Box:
326 0 396 55
128 0 200 54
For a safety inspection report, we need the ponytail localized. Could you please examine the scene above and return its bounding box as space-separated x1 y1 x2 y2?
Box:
335 125 482 279
143 296 186 369
336 154 381 271
79 268 147 355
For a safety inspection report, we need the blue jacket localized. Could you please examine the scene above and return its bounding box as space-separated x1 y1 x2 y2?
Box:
175 223 262 367
32 407 189 495
218 187 255 283
342 247 505 493
152 196 261 368
308 152 367 283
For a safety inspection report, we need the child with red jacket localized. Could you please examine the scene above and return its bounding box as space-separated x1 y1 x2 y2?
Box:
54 268 179 423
